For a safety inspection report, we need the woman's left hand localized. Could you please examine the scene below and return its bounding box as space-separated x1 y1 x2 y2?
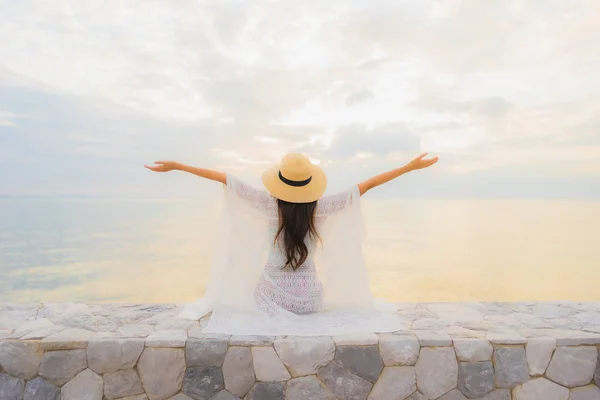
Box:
144 161 180 172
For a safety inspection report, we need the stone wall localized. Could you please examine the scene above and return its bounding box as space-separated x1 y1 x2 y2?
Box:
1 302 600 400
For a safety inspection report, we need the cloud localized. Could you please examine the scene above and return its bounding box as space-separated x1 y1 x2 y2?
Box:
0 111 18 126
0 0 599 197
346 89 374 105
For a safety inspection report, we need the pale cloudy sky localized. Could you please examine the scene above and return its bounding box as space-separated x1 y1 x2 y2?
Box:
1 0 599 198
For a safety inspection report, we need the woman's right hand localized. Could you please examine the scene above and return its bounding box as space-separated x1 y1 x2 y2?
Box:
407 153 439 171
144 161 180 172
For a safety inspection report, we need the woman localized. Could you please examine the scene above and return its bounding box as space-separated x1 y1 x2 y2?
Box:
145 152 438 335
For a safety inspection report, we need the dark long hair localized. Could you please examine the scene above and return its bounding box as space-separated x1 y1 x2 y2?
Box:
274 199 320 270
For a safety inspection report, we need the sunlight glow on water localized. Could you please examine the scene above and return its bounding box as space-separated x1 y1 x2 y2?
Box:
1 197 599 303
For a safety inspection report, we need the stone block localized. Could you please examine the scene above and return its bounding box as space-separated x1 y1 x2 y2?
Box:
104 369 144 399
569 385 600 400
457 361 495 398
378 334 420 366
512 377 569 400
186 338 228 368
546 346 597 388
335 345 384 382
415 347 458 399
368 366 416 400
228 335 274 346
413 330 452 346
138 348 185 400
438 389 468 400
274 336 335 376
245 382 285 400
23 377 60 400
287 376 336 400
39 349 87 386
145 330 187 348
61 369 104 400
0 340 43 379
333 333 379 346
317 362 372 400
182 367 224 400
493 346 529 388
222 347 254 397
251 346 290 382
525 337 556 376
87 337 144 374
0 373 25 400
453 339 493 362
40 328 95 350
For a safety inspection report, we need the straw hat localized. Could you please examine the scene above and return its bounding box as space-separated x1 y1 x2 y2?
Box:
262 153 327 203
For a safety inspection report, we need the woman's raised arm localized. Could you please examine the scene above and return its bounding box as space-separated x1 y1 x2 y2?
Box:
357 153 439 196
144 161 227 184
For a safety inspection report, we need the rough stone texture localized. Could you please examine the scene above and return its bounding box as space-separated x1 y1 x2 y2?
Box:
493 346 529 388
457 361 495 398
118 396 148 400
378 334 420 366
251 346 290 382
335 345 384 382
368 366 416 400
317 362 372 400
186 338 228 368
413 330 452 346
478 390 511 400
39 349 87 385
512 377 569 400
23 377 60 400
0 373 25 400
415 347 458 399
453 339 493 362
211 390 240 400
569 385 600 400
274 336 335 376
246 382 285 400
7 319 56 339
487 331 527 345
222 347 254 397
546 346 598 388
104 369 144 399
407 392 427 400
0 341 43 380
167 394 194 400
229 335 274 346
438 389 468 400
3 301 600 400
595 349 600 386
117 324 155 338
61 369 104 400
40 328 95 350
525 337 556 375
182 367 224 400
145 330 187 348
333 333 379 346
287 376 336 400
87 337 145 374
138 348 185 400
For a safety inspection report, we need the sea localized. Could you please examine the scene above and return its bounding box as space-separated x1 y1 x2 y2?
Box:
1 197 599 304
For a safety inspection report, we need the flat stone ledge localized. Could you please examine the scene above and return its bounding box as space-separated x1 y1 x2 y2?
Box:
0 301 599 400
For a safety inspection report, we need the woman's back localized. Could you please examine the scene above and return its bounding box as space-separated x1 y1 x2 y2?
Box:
227 174 355 315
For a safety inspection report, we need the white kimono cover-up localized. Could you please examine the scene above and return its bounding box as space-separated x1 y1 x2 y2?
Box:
179 174 405 336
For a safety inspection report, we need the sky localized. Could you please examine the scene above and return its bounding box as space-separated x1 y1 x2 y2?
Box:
0 0 599 199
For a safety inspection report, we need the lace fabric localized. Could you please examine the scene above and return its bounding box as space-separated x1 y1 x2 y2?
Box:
179 173 405 335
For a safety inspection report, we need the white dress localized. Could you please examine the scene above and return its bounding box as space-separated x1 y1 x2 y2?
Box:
233 177 353 315
179 174 405 336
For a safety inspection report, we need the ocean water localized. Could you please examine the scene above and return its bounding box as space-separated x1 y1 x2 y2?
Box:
1 197 599 304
